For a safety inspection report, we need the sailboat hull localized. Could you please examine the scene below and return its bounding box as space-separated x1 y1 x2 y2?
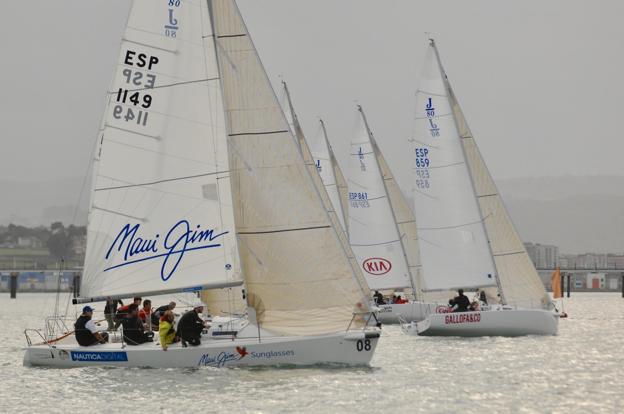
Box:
406 309 558 337
376 302 435 324
23 328 380 368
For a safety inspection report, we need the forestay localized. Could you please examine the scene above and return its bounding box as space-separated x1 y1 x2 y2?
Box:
411 40 497 292
82 0 241 299
211 0 369 336
348 107 413 291
447 75 550 308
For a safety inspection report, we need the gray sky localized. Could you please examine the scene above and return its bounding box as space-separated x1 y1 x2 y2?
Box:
2 0 623 189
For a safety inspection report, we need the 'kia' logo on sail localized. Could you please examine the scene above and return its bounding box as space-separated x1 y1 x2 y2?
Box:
362 258 392 275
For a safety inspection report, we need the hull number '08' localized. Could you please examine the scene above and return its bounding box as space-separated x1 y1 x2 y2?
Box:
356 339 372 352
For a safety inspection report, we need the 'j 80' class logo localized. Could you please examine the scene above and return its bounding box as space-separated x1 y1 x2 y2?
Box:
362 258 392 276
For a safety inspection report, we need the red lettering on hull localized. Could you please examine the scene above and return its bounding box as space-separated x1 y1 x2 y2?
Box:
444 313 482 324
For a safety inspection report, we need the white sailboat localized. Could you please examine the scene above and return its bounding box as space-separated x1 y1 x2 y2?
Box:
348 105 432 324
24 0 379 368
404 39 558 336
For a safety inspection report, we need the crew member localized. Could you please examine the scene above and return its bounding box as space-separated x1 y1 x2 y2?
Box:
394 295 408 304
159 310 179 351
373 290 385 305
74 306 108 346
103 297 123 331
452 289 471 312
120 304 154 345
151 301 176 328
115 296 142 329
177 303 206 347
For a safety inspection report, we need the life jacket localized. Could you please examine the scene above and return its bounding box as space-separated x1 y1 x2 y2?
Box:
75 315 95 346
159 320 176 346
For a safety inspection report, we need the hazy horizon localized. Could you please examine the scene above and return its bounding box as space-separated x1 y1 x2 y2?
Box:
1 1 623 253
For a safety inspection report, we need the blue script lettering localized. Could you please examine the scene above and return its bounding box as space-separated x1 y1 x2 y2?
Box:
198 352 239 368
104 220 228 281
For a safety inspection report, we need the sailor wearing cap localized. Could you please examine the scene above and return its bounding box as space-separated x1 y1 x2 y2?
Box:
74 306 109 346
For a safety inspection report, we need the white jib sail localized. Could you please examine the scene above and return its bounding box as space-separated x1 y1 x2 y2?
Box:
411 40 497 292
308 120 348 233
348 106 413 291
211 0 370 336
447 72 550 308
82 0 242 299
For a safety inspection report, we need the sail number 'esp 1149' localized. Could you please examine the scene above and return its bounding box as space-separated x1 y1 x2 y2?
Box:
113 50 161 128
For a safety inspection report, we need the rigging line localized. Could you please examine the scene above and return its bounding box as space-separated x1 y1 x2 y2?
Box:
121 38 177 54
91 206 147 222
350 239 400 247
103 138 219 166
408 138 440 149
413 112 453 120
217 34 247 38
238 225 330 235
412 187 436 200
95 170 229 192
124 21 205 48
477 193 498 198
107 77 219 94
415 89 447 98
418 217 485 231
412 161 464 170
228 129 289 137
493 251 525 257
105 124 161 140
350 140 374 146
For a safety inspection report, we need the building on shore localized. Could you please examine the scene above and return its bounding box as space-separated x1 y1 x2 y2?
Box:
524 242 559 268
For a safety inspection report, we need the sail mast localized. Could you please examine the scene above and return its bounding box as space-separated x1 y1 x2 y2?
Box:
319 118 350 233
358 105 419 298
429 38 505 303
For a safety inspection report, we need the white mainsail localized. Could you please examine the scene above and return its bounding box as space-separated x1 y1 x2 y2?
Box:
81 0 241 300
211 0 370 336
348 106 413 291
445 63 550 308
411 40 498 292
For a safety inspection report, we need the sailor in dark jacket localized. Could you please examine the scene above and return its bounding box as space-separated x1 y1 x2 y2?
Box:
74 306 108 346
120 304 153 345
452 289 471 312
177 304 206 346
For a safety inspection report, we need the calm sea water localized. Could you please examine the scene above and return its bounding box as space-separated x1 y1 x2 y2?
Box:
0 292 622 413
